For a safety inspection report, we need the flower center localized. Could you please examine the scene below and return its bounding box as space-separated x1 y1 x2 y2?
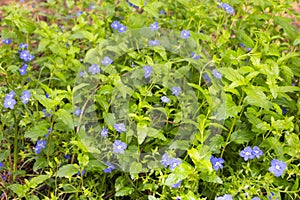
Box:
275 165 280 170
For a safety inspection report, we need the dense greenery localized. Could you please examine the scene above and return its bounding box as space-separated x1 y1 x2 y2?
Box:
0 0 300 199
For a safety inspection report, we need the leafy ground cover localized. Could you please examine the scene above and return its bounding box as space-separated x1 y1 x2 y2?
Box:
1 0 300 199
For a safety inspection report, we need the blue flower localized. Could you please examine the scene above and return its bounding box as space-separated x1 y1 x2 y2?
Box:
161 96 170 103
159 10 166 15
203 73 211 83
45 128 52 137
34 140 47 154
282 108 287 115
4 96 17 109
6 91 16 99
176 197 181 200
252 197 260 200
101 127 108 138
239 146 255 161
114 123 126 132
169 158 182 171
190 52 200 60
210 155 224 171
78 169 86 176
148 40 160 46
212 69 222 79
126 0 138 8
0 162 4 168
219 2 235 15
3 38 12 45
101 56 113 66
113 140 127 154
19 50 34 62
79 71 85 77
74 107 82 116
252 146 263 159
19 63 28 76
150 22 159 31
180 30 190 39
21 90 31 104
118 24 127 33
42 109 51 117
160 153 171 167
216 194 233 200
268 159 287 177
64 154 71 160
89 64 100 74
171 180 182 188
76 11 83 17
172 87 181 97
89 4 95 10
45 93 49 98
143 66 152 78
111 20 120 30
103 162 115 173
268 192 278 200
19 43 28 49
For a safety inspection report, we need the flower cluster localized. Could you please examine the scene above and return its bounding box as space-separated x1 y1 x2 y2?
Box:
210 155 224 171
239 146 263 161
111 20 127 33
19 50 34 62
160 153 182 171
19 63 28 76
34 140 47 154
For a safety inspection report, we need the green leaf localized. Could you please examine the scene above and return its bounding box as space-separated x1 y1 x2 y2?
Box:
28 175 50 189
84 48 99 64
55 109 74 130
243 86 271 109
33 157 48 172
103 112 116 126
0 150 10 162
137 124 147 144
24 124 48 142
209 135 226 154
237 30 254 48
57 164 78 178
8 184 28 197
115 187 135 197
230 129 255 144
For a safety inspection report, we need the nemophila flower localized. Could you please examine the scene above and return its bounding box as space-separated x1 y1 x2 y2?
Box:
74 107 82 116
219 2 235 15
103 162 115 173
240 146 255 161
118 24 127 33
79 71 85 78
19 43 28 49
113 140 127 154
148 40 160 46
169 158 182 171
143 66 152 78
34 140 47 154
171 180 182 188
101 127 108 138
21 90 31 104
203 73 211 83
216 194 233 200
252 146 263 159
6 91 16 99
180 30 190 39
64 154 71 160
150 22 159 31
3 38 12 45
252 197 260 200
0 162 4 168
89 64 100 74
190 52 200 60
212 69 222 79
4 96 16 109
111 20 120 30
161 153 171 167
161 96 170 103
19 50 34 62
101 56 113 66
114 123 126 132
19 63 28 76
42 109 51 117
268 159 287 177
172 87 181 97
210 156 224 171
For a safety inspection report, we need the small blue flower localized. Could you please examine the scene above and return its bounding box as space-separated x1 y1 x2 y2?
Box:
148 40 160 46
45 128 52 137
269 159 287 177
268 192 279 200
4 96 17 109
0 162 4 168
282 108 287 115
180 30 190 39
143 66 152 78
161 153 171 167
6 91 16 99
78 169 86 176
169 158 182 171
19 43 28 49
118 24 127 33
114 123 126 132
126 0 138 8
252 146 263 159
76 11 83 17
74 107 82 116
159 10 166 15
240 146 255 161
79 71 85 78
150 22 159 31
42 109 51 117
3 38 12 45
19 50 34 62
219 2 235 15
89 4 95 10
19 63 28 76
252 197 260 200
210 155 224 171
161 96 170 103
103 162 115 173
111 20 120 30
203 73 211 83
89 64 100 74
190 52 200 60
212 69 222 79
113 140 127 154
101 56 113 66
176 197 181 200
172 87 181 97
216 194 233 200
101 127 108 138
171 180 182 188
21 90 31 104
34 140 47 154
64 154 71 160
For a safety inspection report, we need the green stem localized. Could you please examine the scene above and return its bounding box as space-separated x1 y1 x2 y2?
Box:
12 112 19 181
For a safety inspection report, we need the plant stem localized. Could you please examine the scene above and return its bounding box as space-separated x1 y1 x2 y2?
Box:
12 112 19 181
